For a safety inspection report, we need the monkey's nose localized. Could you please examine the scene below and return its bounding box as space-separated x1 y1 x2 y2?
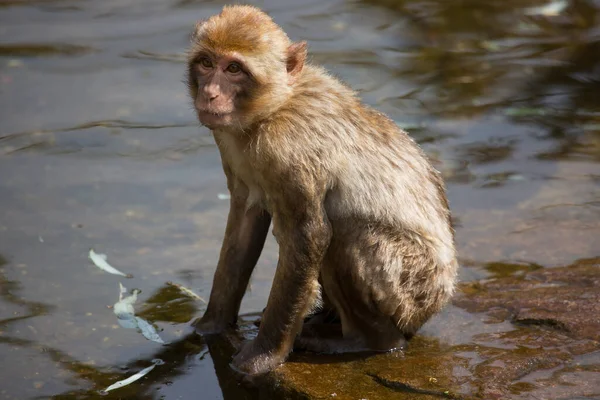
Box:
204 85 220 101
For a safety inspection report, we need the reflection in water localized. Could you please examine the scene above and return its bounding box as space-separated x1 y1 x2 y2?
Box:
523 39 600 161
462 259 543 279
366 0 600 163
0 269 54 328
0 0 599 398
0 44 95 57
138 282 203 324
0 280 206 399
50 333 209 399
48 318 267 399
0 120 208 157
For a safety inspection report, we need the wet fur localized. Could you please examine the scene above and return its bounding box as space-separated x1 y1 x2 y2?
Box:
188 5 458 375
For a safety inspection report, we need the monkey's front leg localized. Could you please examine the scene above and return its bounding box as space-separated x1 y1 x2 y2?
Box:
231 207 332 375
194 196 271 334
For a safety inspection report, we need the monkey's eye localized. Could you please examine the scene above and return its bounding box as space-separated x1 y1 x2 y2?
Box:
198 57 213 69
226 63 242 74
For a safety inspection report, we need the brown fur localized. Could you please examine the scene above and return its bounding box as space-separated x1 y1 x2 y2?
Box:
187 5 458 376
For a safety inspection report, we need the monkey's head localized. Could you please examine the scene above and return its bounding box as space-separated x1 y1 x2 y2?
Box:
187 5 307 130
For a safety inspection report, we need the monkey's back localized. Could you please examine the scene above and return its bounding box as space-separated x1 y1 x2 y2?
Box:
260 65 456 270
288 66 457 331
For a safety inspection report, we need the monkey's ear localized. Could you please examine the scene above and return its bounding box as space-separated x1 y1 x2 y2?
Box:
286 41 307 80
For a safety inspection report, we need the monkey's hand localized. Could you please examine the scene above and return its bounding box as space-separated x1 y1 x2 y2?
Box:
231 339 285 376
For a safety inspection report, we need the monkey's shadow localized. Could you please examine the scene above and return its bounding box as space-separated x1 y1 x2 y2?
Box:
202 314 394 399
89 312 403 400
232 312 396 368
253 313 385 366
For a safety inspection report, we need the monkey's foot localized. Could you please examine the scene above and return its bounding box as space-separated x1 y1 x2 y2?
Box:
231 339 285 376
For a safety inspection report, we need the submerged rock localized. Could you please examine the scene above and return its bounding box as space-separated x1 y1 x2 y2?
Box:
456 257 600 342
224 257 600 399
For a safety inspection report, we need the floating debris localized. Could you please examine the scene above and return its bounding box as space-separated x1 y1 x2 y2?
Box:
166 281 206 303
507 174 526 182
7 59 24 68
38 236 44 243
114 283 139 317
331 21 347 31
217 193 231 200
583 123 600 132
113 283 165 344
481 40 501 52
524 0 568 16
101 359 164 394
89 249 132 278
135 317 165 344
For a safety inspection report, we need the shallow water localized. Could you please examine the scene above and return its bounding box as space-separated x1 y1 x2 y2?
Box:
0 0 598 399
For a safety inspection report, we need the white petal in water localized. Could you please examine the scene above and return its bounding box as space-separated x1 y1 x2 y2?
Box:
101 359 163 393
119 282 128 297
524 0 567 16
113 284 139 318
166 281 206 303
7 59 24 68
507 174 527 182
116 316 138 330
112 284 165 344
89 249 132 277
331 21 347 31
135 317 165 344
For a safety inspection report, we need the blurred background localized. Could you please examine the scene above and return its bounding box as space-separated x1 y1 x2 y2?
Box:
0 0 598 399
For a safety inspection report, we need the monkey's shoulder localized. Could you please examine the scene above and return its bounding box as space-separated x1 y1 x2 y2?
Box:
288 66 360 115
250 65 426 177
277 66 412 142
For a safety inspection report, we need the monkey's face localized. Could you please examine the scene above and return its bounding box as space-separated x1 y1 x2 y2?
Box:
190 53 254 130
187 6 306 131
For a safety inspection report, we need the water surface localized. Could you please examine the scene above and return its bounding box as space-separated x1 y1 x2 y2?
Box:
0 0 598 398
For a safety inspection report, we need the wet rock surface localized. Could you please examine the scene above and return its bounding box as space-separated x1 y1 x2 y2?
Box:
241 257 600 400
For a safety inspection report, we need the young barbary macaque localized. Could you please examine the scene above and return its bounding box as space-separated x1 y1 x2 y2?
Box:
187 5 458 376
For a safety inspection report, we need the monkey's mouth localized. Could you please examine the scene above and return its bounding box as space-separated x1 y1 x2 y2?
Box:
198 109 233 117
197 109 234 128
202 110 227 116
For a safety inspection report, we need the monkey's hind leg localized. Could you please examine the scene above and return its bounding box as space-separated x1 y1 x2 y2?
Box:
294 224 453 355
293 263 408 355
